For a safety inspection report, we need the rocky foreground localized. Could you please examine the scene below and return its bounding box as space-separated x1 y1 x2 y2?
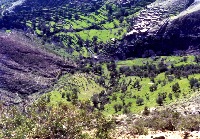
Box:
135 131 200 139
114 131 200 139
0 32 75 105
111 92 200 139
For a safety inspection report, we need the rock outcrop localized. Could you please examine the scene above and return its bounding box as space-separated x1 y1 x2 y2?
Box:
127 0 190 36
0 32 75 105
114 0 200 59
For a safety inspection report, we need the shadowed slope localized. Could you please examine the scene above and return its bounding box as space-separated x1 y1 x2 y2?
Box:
0 33 75 105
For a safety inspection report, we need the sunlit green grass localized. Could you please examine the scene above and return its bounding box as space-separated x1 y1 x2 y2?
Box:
47 73 104 105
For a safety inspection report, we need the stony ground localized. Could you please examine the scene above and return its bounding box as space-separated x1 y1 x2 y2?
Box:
112 92 200 139
166 92 200 115
135 131 200 139
113 131 200 138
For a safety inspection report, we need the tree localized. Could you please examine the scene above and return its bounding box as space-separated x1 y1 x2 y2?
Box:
158 61 168 72
123 106 130 114
167 75 174 82
182 57 188 62
106 4 113 15
66 93 71 101
74 14 80 20
143 106 150 116
172 83 180 93
61 92 65 98
149 84 157 92
72 89 78 100
136 98 144 106
112 94 117 101
134 80 142 90
121 85 127 93
189 77 199 89
119 16 124 23
68 13 72 19
156 96 163 106
107 62 116 71
46 94 51 103
168 93 173 100
118 104 123 111
134 80 140 88
174 92 180 98
160 92 167 100
92 94 99 108
92 36 98 42
113 104 122 113
98 77 105 86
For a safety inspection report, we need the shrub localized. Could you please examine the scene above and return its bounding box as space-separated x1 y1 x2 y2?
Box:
143 106 150 116
122 106 131 114
113 104 122 113
136 98 144 106
168 93 173 100
61 92 65 98
149 84 157 92
0 101 115 139
189 77 199 89
66 93 71 101
172 82 181 93
112 94 117 101
167 75 174 82
133 80 141 90
156 96 164 106
131 120 148 135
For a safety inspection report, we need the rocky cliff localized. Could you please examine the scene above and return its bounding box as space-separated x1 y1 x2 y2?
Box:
113 0 200 59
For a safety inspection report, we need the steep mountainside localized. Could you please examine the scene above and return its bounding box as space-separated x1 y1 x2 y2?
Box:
111 0 200 59
0 32 75 105
0 0 199 60
0 0 155 59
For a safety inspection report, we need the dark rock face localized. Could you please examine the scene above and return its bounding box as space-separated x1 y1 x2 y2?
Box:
112 7 200 59
0 34 75 105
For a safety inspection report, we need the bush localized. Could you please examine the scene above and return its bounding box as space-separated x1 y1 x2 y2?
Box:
142 106 150 116
131 120 148 135
113 104 122 113
189 77 199 89
156 96 164 106
136 98 144 106
172 82 181 93
122 106 131 114
0 101 115 139
168 93 173 100
133 80 140 88
149 84 157 92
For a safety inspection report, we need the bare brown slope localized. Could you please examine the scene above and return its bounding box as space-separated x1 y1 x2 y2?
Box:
0 33 75 105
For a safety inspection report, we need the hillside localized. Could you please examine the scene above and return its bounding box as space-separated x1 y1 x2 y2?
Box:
0 0 199 60
111 0 200 59
0 0 200 138
0 32 75 105
0 0 155 59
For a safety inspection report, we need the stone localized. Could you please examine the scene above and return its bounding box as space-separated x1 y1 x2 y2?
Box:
153 136 165 139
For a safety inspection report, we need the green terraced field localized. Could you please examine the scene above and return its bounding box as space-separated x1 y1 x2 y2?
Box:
44 55 200 116
0 0 155 59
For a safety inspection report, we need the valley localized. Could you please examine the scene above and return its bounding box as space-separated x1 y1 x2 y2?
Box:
0 0 200 138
